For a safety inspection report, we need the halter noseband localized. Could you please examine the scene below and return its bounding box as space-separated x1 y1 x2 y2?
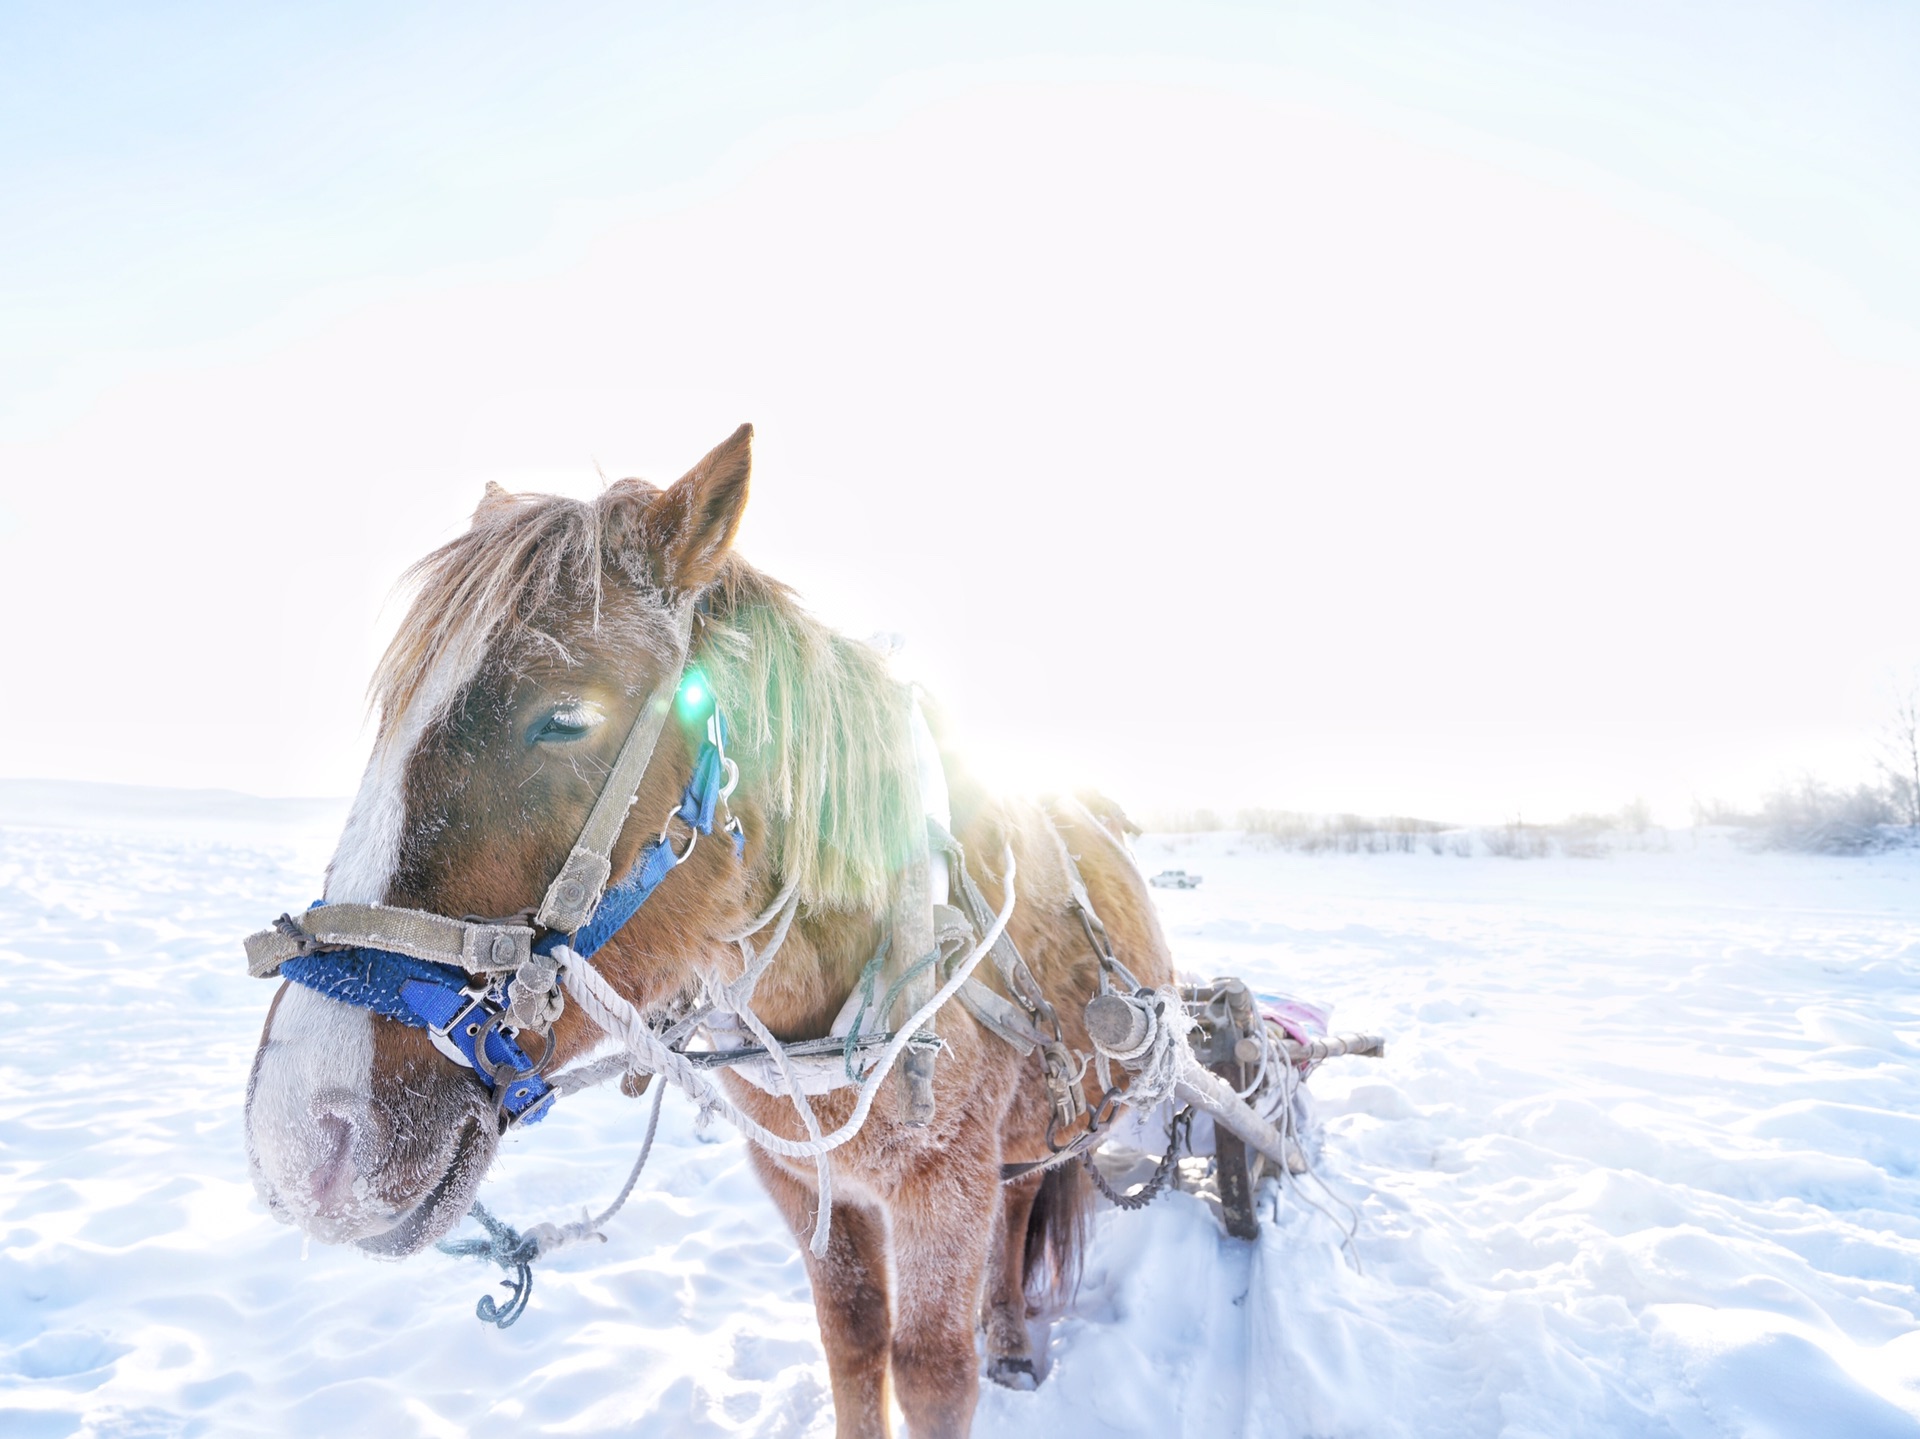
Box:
243 606 743 1128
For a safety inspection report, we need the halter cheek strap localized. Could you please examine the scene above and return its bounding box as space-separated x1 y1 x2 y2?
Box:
533 620 692 935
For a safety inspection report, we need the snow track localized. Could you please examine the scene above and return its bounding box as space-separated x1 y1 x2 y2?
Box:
3 796 1919 1437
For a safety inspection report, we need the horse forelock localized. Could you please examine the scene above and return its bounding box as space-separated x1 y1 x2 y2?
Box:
328 488 676 903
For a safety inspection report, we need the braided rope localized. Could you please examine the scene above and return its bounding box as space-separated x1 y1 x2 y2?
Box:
732 996 837 1257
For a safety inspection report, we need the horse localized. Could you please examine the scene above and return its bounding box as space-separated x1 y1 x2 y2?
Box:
242 424 1177 1437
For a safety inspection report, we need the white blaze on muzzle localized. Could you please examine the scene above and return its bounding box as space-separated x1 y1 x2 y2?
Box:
243 648 462 1241
244 985 388 1243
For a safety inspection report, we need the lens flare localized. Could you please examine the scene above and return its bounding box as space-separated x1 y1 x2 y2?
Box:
677 671 712 723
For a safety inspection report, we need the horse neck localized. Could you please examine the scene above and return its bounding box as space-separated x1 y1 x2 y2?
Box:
743 901 890 1042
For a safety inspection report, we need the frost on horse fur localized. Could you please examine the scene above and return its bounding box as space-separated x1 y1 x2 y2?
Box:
242 424 1176 1437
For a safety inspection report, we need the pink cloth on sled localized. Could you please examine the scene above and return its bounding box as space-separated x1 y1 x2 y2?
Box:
1259 993 1331 1047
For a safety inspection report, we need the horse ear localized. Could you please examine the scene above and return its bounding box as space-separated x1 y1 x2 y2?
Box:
652 423 753 593
472 480 516 526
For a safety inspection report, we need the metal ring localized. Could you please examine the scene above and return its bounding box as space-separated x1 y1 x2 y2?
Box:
473 1009 553 1086
657 812 699 866
470 1009 510 1085
520 1025 556 1078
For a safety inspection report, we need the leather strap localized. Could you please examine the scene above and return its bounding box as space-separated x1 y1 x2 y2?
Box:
955 977 1048 1054
246 903 534 979
535 605 696 934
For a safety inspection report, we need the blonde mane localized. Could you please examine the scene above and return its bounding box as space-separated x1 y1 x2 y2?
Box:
697 560 918 912
370 483 917 916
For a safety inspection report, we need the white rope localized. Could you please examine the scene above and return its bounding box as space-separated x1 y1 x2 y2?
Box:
1257 1032 1365 1270
555 844 1018 1164
1234 1011 1272 1100
1088 987 1193 1112
721 877 801 945
733 997 836 1256
519 1077 667 1259
544 1053 631 1097
724 884 802 1011
641 884 802 1056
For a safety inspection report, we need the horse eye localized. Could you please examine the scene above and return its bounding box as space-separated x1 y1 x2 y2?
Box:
532 702 605 744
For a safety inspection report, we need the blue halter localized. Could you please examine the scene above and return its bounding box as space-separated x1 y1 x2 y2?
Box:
279 705 744 1127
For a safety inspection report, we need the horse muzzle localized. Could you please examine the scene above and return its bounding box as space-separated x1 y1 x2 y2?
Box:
244 984 498 1254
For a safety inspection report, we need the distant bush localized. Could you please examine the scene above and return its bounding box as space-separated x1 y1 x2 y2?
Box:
1239 809 1449 854
1757 778 1900 855
1481 819 1553 859
1691 796 1761 827
1680 682 1920 854
1146 805 1670 858
1694 775 1916 855
1881 679 1920 830
1552 813 1613 859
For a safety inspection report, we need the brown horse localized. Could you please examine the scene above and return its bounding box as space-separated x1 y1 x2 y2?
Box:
243 424 1176 1437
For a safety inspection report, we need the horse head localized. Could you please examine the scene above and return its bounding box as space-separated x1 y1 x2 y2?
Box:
243 425 757 1256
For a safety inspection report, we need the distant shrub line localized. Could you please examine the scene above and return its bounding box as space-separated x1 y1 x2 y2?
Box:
1139 805 1663 859
1141 682 1920 858
1694 778 1918 856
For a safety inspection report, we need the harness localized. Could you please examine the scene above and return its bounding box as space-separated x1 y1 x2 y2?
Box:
245 604 741 1128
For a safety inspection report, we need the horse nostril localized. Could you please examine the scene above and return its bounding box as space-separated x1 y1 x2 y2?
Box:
307 1109 361 1210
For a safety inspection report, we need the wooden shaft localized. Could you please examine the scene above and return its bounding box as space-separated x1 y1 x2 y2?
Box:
1274 1032 1386 1064
1172 1056 1295 1173
1084 992 1151 1054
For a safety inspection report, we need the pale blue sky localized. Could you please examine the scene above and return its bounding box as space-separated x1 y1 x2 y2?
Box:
5 2 1919 822
8 1 1918 413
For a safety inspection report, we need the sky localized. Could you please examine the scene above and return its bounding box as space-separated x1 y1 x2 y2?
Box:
3 0 1919 825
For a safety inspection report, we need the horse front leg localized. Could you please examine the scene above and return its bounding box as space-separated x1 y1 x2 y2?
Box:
888 1144 1003 1438
749 1151 893 1439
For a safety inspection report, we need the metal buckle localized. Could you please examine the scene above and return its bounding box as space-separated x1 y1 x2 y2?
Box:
426 987 489 1068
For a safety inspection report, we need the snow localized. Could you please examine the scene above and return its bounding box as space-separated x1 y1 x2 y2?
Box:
5 789 1920 1437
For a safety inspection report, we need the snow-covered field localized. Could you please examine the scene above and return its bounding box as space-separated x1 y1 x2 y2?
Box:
5 786 1920 1437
